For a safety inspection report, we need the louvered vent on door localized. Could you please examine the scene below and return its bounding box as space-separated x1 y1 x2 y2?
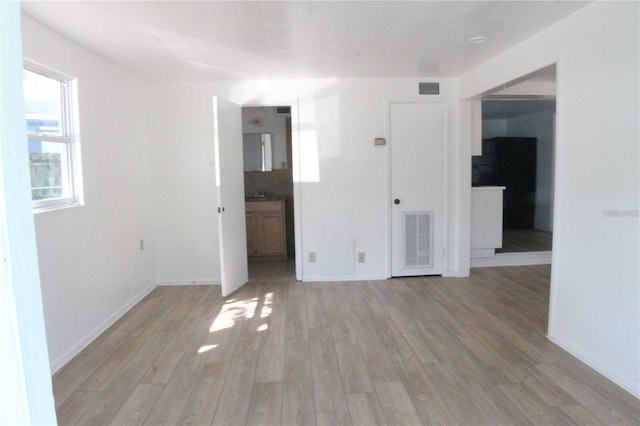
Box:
403 212 433 268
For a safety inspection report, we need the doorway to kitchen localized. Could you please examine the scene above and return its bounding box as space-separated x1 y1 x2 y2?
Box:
471 64 556 267
241 106 296 282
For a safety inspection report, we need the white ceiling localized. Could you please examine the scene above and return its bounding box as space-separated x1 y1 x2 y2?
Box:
21 1 590 83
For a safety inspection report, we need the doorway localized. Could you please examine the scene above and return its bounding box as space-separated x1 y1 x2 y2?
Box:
241 106 296 282
470 64 556 266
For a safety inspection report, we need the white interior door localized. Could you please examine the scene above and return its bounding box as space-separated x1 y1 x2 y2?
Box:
390 101 444 276
213 97 248 297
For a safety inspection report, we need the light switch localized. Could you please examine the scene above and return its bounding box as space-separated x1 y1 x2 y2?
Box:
374 138 386 146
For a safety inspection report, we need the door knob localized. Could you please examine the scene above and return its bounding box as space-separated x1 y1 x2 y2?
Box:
394 199 400 205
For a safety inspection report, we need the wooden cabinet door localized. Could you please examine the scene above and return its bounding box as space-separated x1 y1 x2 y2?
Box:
245 212 258 256
260 212 286 255
245 200 287 261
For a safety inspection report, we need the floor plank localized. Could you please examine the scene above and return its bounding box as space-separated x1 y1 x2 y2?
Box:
89 332 173 415
246 381 283 426
108 384 164 426
254 314 286 383
142 343 210 425
55 391 101 425
309 326 349 415
346 392 387 426
282 338 316 426
374 381 423 425
210 347 259 426
176 362 227 425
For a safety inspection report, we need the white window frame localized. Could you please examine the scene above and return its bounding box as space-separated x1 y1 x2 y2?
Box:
24 61 83 212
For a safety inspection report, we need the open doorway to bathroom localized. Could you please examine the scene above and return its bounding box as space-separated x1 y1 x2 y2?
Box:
241 106 296 282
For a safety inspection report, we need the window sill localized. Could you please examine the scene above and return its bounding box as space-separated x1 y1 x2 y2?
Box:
33 202 83 215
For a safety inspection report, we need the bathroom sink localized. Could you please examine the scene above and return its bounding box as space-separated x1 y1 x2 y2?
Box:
245 195 286 201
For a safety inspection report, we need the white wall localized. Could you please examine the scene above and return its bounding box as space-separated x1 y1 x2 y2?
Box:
146 78 464 283
461 2 639 397
22 17 155 371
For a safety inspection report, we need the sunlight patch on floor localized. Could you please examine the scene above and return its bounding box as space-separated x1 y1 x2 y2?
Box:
260 292 274 318
209 291 276 333
197 344 218 353
210 297 259 332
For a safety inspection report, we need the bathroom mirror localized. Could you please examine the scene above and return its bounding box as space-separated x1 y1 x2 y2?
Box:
243 133 273 172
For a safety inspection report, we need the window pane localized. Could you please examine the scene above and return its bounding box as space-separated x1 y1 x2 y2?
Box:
24 69 63 136
29 140 68 200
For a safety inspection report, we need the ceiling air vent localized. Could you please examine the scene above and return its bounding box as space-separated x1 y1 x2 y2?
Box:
419 82 440 95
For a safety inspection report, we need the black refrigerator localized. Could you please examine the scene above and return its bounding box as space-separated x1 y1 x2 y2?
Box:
472 137 537 229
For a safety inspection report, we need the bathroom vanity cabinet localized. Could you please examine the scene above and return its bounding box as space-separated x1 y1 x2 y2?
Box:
245 198 287 261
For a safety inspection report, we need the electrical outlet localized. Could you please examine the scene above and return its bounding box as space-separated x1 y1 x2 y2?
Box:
358 252 366 263
140 239 145 250
308 252 316 263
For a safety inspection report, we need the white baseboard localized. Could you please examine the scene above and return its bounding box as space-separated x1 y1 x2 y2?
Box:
156 279 220 286
50 281 156 374
547 332 640 399
471 251 552 268
302 274 387 283
443 269 471 278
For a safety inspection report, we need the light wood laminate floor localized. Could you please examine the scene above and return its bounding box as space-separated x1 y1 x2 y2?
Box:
248 260 296 282
497 229 553 253
53 265 639 425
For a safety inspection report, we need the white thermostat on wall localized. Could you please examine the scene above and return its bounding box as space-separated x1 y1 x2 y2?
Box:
374 138 386 146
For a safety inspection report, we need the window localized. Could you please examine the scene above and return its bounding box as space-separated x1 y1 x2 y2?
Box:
23 62 82 211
